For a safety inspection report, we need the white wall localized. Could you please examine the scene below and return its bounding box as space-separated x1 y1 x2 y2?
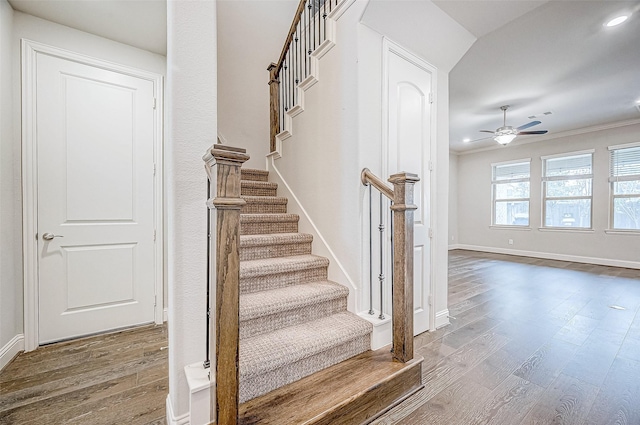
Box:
217 0 298 167
449 152 458 247
269 0 475 334
456 121 640 268
166 0 217 420
0 0 20 362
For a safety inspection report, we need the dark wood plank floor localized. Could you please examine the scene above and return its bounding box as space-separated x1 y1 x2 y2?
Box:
373 250 640 425
0 324 168 425
2 250 639 424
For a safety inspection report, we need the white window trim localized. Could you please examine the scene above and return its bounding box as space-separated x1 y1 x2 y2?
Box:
541 150 594 230
491 158 531 227
608 143 640 232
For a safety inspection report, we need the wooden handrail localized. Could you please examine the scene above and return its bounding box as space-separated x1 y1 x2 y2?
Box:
361 168 394 201
273 0 307 79
203 144 250 425
361 168 419 363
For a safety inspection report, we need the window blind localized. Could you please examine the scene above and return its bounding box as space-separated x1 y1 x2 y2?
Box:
544 153 592 178
493 161 530 181
610 146 640 179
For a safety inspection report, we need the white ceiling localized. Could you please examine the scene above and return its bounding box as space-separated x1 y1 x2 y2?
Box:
8 0 640 153
446 0 640 152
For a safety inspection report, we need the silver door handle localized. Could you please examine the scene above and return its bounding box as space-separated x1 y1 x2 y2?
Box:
42 232 64 241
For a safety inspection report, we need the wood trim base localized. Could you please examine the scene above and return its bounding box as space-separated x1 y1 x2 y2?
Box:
238 348 423 425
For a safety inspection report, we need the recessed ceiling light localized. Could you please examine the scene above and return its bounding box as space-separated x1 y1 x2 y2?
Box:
463 138 471 143
605 15 629 27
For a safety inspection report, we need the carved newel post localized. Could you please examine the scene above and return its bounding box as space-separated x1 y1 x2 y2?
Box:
267 63 280 153
389 172 420 364
204 144 249 425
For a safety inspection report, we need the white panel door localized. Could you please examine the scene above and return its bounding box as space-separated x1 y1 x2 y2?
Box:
36 53 156 344
387 49 433 336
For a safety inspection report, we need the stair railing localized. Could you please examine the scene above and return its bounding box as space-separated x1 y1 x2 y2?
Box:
361 169 419 363
268 0 340 152
203 144 250 425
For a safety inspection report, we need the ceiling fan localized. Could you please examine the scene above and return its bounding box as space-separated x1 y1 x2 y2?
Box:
474 105 548 145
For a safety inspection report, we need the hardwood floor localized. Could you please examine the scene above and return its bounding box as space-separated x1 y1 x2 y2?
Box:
0 324 168 425
2 250 639 424
373 250 640 425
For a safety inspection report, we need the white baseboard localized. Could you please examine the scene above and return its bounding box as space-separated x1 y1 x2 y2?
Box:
163 308 168 322
448 244 462 251
435 309 450 329
454 244 640 270
0 334 24 371
166 395 190 425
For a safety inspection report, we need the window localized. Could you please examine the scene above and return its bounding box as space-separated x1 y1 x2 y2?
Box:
492 160 531 226
609 144 640 230
542 151 593 228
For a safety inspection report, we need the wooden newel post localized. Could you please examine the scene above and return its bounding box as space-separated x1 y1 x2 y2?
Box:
389 172 420 364
205 144 249 425
267 62 280 153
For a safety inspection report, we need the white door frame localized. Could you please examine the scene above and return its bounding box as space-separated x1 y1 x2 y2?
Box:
381 37 437 332
21 39 164 351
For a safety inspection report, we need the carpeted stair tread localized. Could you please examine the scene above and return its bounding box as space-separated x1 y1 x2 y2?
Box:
240 254 329 279
240 311 372 379
242 195 288 213
241 180 278 197
240 280 348 321
242 195 287 205
240 233 313 261
241 168 269 182
240 233 312 248
240 214 299 236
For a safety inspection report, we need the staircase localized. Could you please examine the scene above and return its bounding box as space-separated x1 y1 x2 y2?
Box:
237 168 373 403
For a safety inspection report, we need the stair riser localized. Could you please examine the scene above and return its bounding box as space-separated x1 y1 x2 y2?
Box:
242 203 287 214
241 187 278 197
240 297 348 339
239 334 371 403
240 221 298 235
241 170 269 182
240 242 312 261
240 267 327 294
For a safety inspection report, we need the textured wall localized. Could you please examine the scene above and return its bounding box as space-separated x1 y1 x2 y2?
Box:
217 0 298 167
0 0 17 354
166 0 217 419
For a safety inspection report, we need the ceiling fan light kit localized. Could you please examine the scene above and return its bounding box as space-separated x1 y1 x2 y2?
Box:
472 105 549 146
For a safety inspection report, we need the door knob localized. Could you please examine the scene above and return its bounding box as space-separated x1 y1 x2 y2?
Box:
42 232 64 241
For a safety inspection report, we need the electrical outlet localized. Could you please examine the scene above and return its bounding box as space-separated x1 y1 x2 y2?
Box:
508 239 514 245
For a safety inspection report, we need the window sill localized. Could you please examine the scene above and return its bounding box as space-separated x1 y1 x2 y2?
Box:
605 229 640 235
538 227 594 233
490 225 532 231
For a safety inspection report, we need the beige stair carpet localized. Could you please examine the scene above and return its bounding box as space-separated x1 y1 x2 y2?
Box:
237 168 373 403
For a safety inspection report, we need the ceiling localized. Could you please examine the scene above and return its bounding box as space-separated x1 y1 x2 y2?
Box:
445 0 640 152
8 0 640 153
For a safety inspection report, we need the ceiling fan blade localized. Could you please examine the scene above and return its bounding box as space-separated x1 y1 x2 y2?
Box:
467 135 493 143
518 130 548 135
479 130 495 133
517 121 541 131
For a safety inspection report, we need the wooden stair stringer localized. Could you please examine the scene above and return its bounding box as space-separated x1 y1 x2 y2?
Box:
238 347 424 425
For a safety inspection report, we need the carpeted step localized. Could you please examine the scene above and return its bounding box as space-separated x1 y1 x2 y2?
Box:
241 180 278 197
240 255 329 294
240 233 312 261
240 213 299 235
239 311 372 403
242 196 288 214
239 280 348 339
241 168 269 182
